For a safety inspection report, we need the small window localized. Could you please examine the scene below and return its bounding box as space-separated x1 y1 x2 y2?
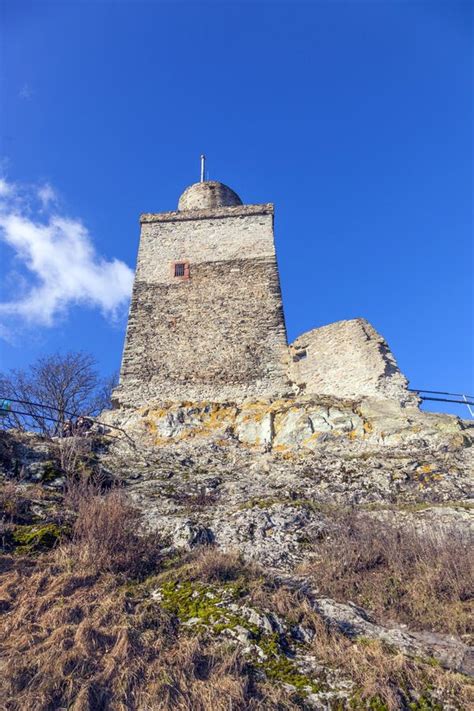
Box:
171 260 190 280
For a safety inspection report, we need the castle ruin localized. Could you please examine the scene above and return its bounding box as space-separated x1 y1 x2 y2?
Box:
114 175 415 408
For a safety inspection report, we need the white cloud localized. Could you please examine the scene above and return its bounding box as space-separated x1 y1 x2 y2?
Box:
37 183 57 209
0 178 134 335
0 178 13 197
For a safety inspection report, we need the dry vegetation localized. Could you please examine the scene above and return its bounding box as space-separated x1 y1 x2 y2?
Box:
300 510 474 638
0 557 293 711
61 484 161 576
0 480 34 524
0 477 473 710
0 485 301 711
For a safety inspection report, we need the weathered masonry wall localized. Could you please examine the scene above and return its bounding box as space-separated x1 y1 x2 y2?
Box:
288 318 418 406
115 204 290 406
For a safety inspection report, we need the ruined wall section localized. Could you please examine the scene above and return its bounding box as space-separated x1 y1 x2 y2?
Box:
115 205 290 406
288 318 418 406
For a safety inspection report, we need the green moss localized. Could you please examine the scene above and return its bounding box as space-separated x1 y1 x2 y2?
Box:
159 580 257 633
161 484 177 497
368 699 389 711
237 497 285 511
349 692 390 710
40 461 62 482
12 523 67 553
257 635 321 694
355 501 474 514
236 496 334 515
160 553 185 571
410 655 441 670
159 580 321 696
349 688 443 711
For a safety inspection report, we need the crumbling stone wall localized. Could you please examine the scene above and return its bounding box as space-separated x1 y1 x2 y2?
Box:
115 204 290 406
288 318 418 406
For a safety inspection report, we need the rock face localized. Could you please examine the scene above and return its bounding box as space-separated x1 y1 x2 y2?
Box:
309 594 474 676
100 395 473 568
3 395 472 570
1 396 473 703
0 432 62 484
289 318 417 405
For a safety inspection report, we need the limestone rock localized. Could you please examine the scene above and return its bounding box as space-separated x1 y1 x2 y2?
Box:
172 520 215 550
211 503 327 567
313 597 473 676
236 410 273 447
0 431 61 483
98 394 473 575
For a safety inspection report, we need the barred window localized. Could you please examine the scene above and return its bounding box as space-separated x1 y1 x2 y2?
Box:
174 262 186 277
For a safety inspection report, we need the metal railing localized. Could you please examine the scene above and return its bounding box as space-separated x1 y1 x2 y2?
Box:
0 396 135 444
409 389 474 417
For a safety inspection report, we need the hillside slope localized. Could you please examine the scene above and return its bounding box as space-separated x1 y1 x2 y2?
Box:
0 396 472 710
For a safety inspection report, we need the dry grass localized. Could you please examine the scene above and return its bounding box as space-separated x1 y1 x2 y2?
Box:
300 510 474 636
57 482 162 577
0 484 300 709
182 547 260 585
179 486 219 508
307 612 473 710
1 480 473 710
0 542 472 710
0 481 32 524
0 553 300 711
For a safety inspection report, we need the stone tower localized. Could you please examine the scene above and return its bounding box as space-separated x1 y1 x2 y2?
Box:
114 179 289 407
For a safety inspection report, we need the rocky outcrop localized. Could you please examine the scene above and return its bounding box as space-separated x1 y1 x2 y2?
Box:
4 396 471 572
0 431 63 484
1 398 473 707
98 395 473 569
268 573 474 677
312 597 473 677
104 395 472 453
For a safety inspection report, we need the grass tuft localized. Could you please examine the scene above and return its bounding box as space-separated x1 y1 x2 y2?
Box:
299 510 473 636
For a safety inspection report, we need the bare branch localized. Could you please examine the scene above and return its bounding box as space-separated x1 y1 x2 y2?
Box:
0 352 115 435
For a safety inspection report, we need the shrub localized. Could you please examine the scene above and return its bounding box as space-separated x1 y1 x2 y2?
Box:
185 548 255 584
0 481 31 523
300 510 474 635
58 484 161 577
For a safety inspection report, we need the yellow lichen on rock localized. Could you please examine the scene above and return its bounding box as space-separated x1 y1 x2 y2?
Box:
302 432 321 446
363 421 374 434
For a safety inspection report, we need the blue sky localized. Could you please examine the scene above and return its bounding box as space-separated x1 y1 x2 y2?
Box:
0 0 472 416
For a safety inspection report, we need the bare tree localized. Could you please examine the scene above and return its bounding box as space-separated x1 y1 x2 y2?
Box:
0 352 116 435
91 370 119 414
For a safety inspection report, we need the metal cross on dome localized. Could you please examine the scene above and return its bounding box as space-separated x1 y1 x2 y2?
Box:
200 154 206 182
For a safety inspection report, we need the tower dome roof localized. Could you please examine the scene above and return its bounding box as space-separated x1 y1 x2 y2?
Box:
178 181 242 211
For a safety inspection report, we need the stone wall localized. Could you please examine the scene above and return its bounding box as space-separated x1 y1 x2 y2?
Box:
114 204 290 406
288 318 417 405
